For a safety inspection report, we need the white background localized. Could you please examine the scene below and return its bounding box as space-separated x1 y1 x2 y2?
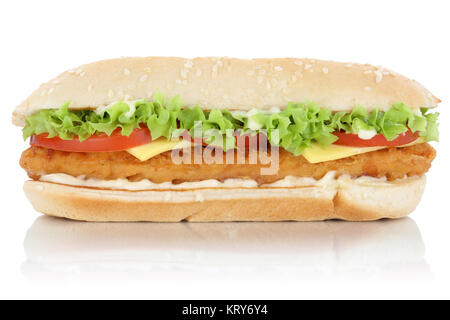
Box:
0 0 449 299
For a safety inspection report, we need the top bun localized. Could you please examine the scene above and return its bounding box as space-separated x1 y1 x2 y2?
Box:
13 57 440 126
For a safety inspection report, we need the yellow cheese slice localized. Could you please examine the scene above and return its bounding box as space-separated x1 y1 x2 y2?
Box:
302 144 385 163
127 137 425 163
302 138 424 164
127 138 191 162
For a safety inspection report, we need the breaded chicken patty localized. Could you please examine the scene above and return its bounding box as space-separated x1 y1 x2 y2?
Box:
20 143 435 184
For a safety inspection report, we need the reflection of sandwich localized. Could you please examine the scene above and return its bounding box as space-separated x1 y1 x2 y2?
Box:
22 216 428 279
14 57 439 221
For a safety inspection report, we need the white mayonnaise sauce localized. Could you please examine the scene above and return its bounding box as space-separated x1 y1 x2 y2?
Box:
39 171 339 191
357 128 377 140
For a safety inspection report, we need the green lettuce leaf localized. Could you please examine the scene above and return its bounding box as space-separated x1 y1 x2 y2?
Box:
22 92 439 156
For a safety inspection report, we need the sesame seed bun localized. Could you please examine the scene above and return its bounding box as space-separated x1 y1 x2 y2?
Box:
12 57 440 126
23 174 426 222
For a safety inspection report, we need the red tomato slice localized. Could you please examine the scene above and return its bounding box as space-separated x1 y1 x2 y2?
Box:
30 128 152 152
333 130 419 147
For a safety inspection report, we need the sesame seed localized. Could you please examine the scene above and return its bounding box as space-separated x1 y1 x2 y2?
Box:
196 69 202 76
304 64 312 70
258 69 266 75
184 60 193 68
217 60 223 67
79 71 86 77
180 69 188 79
309 69 314 72
144 67 151 73
52 80 60 84
175 79 182 84
247 70 255 76
364 86 372 91
47 87 54 95
123 68 131 76
383 71 390 75
88 84 93 92
140 75 148 82
294 61 303 66
75 69 83 75
257 76 263 84
375 73 383 83
67 69 76 74
182 80 187 85
266 82 271 90
108 89 114 98
364 70 372 74
345 63 353 68
40 90 47 97
374 67 384 83
291 75 297 82
124 94 131 100
274 66 283 71
310 59 316 63
322 67 329 74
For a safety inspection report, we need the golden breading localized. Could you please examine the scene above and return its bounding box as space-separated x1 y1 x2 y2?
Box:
20 143 435 184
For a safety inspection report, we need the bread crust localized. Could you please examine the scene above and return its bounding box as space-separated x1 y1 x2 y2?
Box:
23 175 426 222
13 57 440 126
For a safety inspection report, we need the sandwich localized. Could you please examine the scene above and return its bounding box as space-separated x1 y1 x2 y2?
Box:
13 57 440 222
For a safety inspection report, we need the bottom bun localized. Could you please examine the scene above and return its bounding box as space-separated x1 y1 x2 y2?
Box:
23 174 426 222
